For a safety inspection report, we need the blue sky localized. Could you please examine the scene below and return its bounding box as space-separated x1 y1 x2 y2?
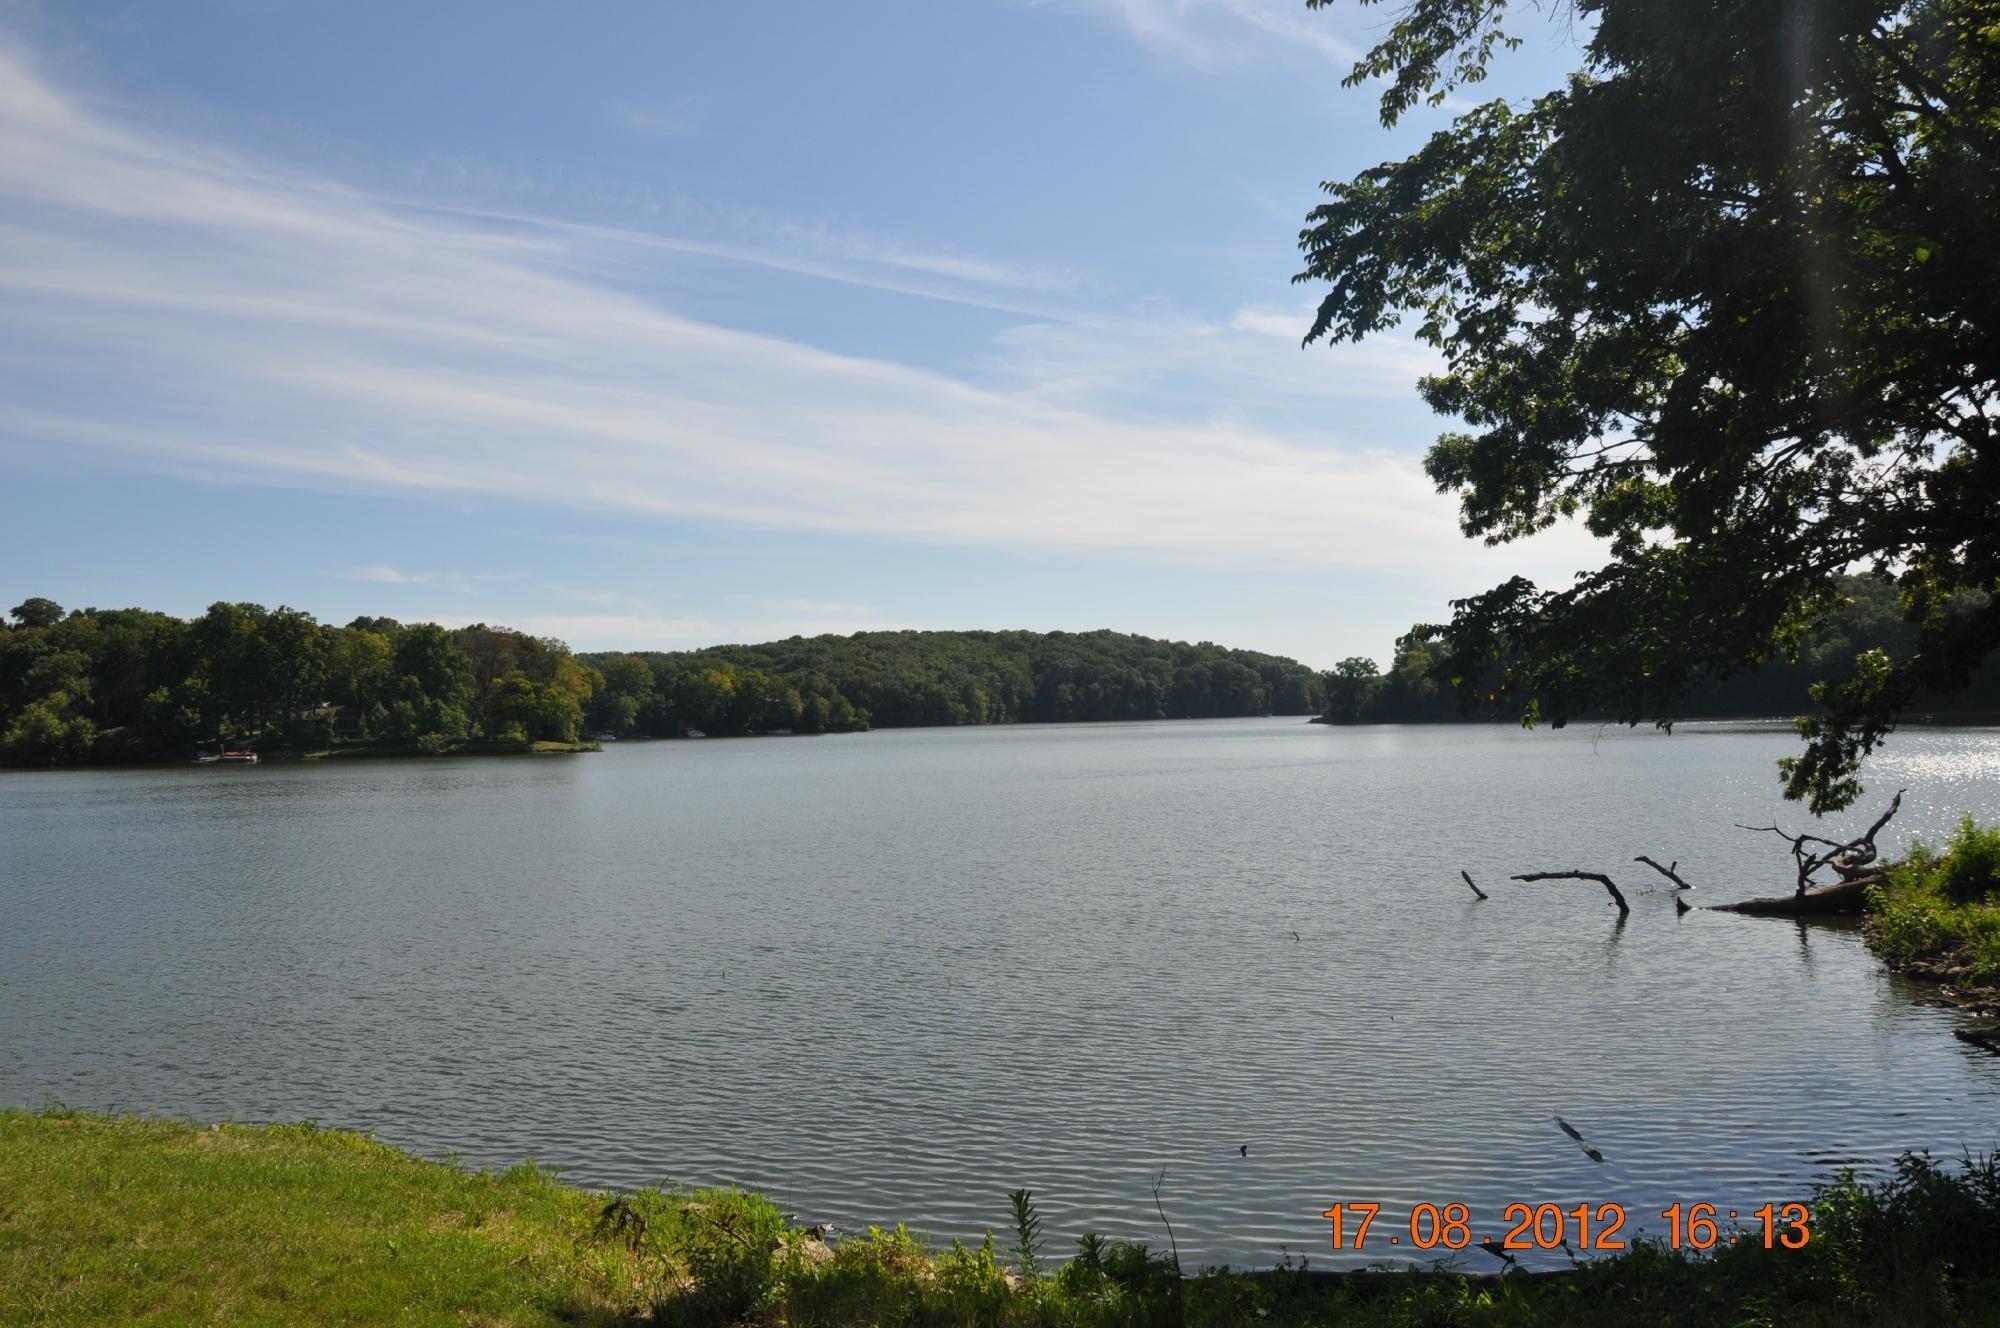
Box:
0 0 1596 666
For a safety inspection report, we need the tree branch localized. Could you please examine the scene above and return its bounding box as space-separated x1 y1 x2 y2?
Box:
1633 855 1694 890
1737 789 1906 896
1512 870 1630 914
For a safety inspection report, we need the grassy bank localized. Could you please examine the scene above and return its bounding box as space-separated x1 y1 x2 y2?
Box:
5 1112 2000 1326
0 1111 656 1325
1866 815 2000 1015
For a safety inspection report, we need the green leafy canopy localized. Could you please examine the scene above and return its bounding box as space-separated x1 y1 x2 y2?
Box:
1299 0 2000 811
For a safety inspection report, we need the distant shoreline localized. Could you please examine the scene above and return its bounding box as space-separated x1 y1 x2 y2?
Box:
13 710 2000 774
294 738 602 762
0 738 602 774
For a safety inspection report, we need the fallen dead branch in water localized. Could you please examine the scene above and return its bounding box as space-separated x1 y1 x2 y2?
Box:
1511 870 1630 915
1633 855 1694 890
1708 875 1883 916
1738 790 1905 898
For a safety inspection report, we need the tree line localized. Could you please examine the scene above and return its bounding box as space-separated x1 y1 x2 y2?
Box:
598 628 1328 735
0 600 1329 766
12 585 1986 767
1319 576 2000 727
0 597 618 765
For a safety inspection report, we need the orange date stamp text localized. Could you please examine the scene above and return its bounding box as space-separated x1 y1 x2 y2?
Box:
1320 1201 1811 1253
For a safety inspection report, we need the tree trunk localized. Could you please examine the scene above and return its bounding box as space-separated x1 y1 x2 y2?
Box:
1706 874 1882 916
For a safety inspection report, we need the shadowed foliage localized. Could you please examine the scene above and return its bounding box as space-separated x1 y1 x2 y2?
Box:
1297 0 2000 812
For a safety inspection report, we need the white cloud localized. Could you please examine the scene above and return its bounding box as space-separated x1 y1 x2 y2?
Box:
388 198 1080 317
981 300 1442 427
612 97 704 139
766 218 1081 294
344 563 419 584
1228 307 1309 340
758 598 878 617
337 565 526 590
560 587 656 610
1041 0 1360 71
0 41 1599 590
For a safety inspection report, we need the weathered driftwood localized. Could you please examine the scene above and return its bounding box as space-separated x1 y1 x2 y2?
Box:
1512 870 1630 915
1707 874 1883 916
1461 870 1489 901
1738 790 1905 898
1634 855 1695 890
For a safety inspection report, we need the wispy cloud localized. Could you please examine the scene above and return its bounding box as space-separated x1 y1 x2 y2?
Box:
390 198 1081 317
612 96 704 139
0 40 1597 588
766 219 1080 294
981 299 1442 431
560 587 661 611
343 564 432 585
757 598 878 617
1042 0 1360 71
338 565 528 591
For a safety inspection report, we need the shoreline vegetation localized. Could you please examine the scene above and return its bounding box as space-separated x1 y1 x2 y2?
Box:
1313 574 1999 730
299 737 603 760
7 573 1996 773
1691 807 2000 1024
5 1110 1999 1327
1865 816 2000 1021
0 597 1329 770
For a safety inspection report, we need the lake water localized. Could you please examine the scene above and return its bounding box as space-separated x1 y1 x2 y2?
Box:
4 718 1998 1268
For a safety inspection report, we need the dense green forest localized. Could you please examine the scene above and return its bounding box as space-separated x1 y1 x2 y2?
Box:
1320 576 2000 726
598 629 1329 732
0 598 1327 766
7 581 1993 768
0 597 614 766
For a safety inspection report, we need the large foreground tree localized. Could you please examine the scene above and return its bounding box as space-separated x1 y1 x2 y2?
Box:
1298 0 1999 811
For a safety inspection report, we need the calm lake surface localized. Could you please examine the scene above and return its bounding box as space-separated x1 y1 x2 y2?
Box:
5 718 1999 1267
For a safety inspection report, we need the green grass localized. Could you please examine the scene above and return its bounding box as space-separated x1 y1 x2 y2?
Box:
1867 815 2000 987
0 1110 649 1326
6 1111 2000 1325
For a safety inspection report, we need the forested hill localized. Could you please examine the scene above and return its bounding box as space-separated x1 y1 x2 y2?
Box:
0 598 1327 766
589 629 1327 734
9 585 1993 768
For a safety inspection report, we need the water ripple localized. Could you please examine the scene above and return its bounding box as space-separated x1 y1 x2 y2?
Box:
2 720 1998 1268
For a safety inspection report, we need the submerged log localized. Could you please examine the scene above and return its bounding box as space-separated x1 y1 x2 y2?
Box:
1707 874 1883 916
